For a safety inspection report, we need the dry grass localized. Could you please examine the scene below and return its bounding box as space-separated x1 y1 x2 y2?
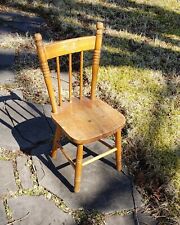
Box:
0 33 34 49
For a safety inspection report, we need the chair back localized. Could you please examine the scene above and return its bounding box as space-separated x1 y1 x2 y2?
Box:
34 22 103 113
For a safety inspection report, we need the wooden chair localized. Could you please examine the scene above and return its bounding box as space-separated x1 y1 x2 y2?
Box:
34 22 126 193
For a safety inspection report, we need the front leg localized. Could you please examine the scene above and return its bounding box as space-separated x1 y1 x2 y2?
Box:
74 144 83 193
115 129 122 171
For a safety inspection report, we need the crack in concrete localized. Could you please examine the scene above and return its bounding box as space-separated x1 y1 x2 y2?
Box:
42 104 54 135
121 170 141 225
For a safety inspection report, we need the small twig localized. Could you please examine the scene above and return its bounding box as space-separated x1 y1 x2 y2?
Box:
122 170 140 225
6 212 30 225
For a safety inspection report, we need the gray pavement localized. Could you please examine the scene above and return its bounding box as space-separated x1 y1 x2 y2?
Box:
0 201 7 225
8 196 76 225
0 95 54 151
0 11 47 37
0 160 17 195
0 49 15 84
33 141 142 212
0 49 15 68
16 156 33 189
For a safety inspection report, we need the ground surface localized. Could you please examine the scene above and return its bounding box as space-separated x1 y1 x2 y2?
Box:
0 5 158 225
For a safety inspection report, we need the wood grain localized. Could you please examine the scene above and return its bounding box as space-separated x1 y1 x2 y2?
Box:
45 36 96 59
35 22 126 192
56 56 62 106
74 144 83 193
80 51 83 99
34 33 57 113
52 97 126 144
115 129 122 171
91 22 103 100
69 53 72 102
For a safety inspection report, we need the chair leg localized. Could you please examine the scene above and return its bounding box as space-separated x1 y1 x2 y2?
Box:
74 144 83 193
51 126 61 159
115 129 122 171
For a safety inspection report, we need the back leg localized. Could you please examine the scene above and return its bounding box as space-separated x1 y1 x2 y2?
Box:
51 126 61 159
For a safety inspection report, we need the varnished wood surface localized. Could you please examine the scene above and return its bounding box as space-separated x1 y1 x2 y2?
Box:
80 51 83 100
34 33 57 113
45 36 96 59
91 22 103 100
115 130 122 171
35 22 126 192
34 22 103 110
52 97 126 144
69 54 72 101
74 144 83 192
56 56 62 106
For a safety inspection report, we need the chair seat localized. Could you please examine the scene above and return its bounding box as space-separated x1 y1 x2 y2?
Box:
52 97 126 144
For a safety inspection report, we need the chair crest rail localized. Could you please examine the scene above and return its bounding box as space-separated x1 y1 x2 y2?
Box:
45 36 96 59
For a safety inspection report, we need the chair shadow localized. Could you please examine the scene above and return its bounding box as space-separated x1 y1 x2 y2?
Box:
2 94 75 192
0 11 51 40
29 138 117 193
0 92 115 193
0 92 139 222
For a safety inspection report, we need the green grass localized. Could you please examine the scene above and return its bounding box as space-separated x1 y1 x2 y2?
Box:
0 0 179 224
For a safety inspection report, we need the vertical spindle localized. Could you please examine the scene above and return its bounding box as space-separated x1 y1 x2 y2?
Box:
69 53 72 102
80 51 83 100
56 56 62 105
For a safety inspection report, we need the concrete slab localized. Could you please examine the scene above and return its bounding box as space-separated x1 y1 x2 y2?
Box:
10 89 24 100
42 103 56 132
0 48 15 84
137 212 157 225
0 48 15 69
0 89 10 97
0 13 14 21
0 99 53 151
31 142 52 156
0 101 26 151
0 160 17 195
0 89 23 102
51 71 75 91
0 26 15 35
0 12 46 35
16 156 33 189
8 196 76 225
0 201 7 225
0 69 15 84
33 141 142 212
106 214 135 225
42 103 51 117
